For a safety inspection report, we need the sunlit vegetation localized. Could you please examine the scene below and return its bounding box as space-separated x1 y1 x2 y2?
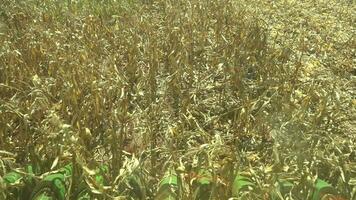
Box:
0 0 354 199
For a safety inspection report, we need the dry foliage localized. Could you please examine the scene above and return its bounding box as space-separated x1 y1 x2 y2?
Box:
0 0 354 199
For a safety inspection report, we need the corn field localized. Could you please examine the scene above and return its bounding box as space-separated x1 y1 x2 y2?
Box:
0 0 355 199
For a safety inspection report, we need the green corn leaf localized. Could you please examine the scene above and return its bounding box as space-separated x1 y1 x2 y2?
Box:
43 173 65 182
3 171 23 185
40 164 72 200
193 169 213 200
232 174 255 196
95 174 104 186
31 183 59 200
94 165 109 186
27 165 34 175
53 179 66 200
159 175 178 187
196 169 212 185
61 164 73 176
155 173 178 200
312 179 337 200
